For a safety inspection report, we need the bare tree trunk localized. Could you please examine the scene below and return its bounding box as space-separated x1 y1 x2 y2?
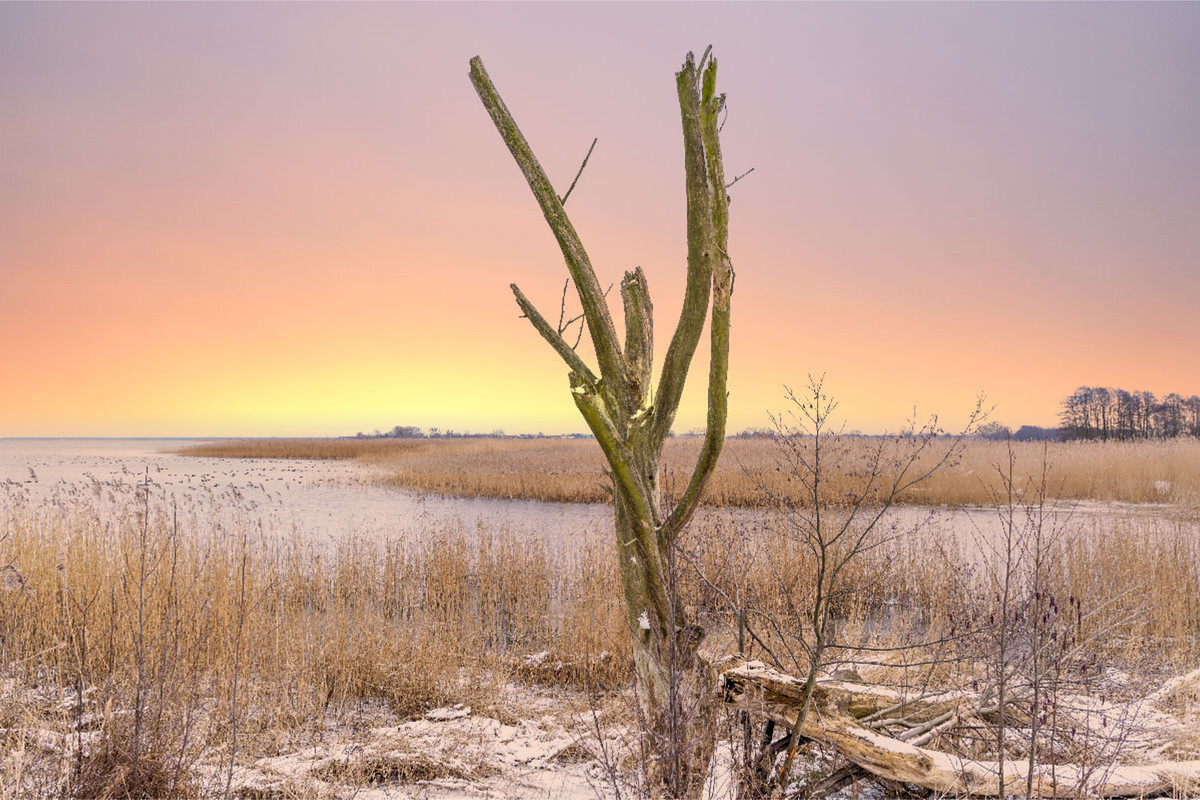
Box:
468 49 734 797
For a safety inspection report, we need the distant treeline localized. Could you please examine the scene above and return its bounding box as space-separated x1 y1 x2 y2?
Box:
1059 386 1200 441
359 393 1200 444
975 422 1061 442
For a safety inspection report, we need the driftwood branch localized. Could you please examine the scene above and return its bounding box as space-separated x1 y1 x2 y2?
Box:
719 659 1200 798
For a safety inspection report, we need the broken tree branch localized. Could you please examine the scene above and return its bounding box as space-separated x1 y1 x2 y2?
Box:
620 267 653 404
469 58 628 413
719 659 1200 798
511 283 596 384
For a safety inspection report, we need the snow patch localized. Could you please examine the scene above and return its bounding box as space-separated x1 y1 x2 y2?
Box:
845 725 923 758
523 651 552 667
425 703 471 721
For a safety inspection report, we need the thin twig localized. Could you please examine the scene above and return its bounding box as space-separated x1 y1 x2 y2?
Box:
559 137 598 206
557 279 569 332
725 167 754 190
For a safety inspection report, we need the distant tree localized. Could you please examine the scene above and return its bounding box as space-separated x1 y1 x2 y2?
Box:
1114 389 1137 440
1158 393 1186 439
388 425 425 439
1060 386 1197 440
1186 396 1200 438
1135 391 1157 439
1093 386 1113 441
977 421 1012 441
1012 425 1060 442
1059 387 1090 440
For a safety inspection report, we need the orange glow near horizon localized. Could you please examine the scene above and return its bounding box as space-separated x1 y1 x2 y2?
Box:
3 3 1198 437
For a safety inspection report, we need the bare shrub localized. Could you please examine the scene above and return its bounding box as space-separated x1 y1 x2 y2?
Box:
72 717 198 800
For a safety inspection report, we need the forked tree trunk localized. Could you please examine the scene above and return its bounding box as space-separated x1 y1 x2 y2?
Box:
469 50 733 797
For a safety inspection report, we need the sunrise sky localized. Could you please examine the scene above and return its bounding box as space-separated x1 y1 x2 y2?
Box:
3 3 1198 437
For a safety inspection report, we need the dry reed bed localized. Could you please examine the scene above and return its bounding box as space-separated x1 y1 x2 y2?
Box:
0 487 624 798
683 509 1200 676
180 437 1200 507
2 482 1197 796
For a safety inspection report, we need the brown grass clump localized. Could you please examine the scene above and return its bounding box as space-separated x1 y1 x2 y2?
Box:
71 726 198 800
312 751 498 785
179 436 1200 507
1059 515 1200 663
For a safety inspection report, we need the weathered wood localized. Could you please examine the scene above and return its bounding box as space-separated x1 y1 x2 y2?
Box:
665 54 733 542
620 268 653 403
651 51 718 447
719 659 1200 798
510 284 597 386
469 56 628 416
470 51 736 798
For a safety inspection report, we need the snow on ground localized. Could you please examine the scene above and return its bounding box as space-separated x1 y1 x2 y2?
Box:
224 705 604 799
4 625 1199 797
206 666 1200 799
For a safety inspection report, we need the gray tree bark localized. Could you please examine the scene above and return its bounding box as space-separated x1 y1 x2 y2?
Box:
469 50 733 797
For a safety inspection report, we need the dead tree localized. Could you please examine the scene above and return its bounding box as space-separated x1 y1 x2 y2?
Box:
469 49 733 796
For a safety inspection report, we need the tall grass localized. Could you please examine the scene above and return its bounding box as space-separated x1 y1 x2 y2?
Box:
684 506 1200 679
181 437 426 461
2 475 1196 796
179 437 1200 507
0 486 626 798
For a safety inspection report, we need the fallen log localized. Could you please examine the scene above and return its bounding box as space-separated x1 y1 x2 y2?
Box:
718 658 1200 798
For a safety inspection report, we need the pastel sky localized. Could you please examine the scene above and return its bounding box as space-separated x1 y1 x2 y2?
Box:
3 3 1198 437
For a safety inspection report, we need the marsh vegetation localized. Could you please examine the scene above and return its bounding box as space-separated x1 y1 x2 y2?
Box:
1 436 1198 798
182 435 1200 507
